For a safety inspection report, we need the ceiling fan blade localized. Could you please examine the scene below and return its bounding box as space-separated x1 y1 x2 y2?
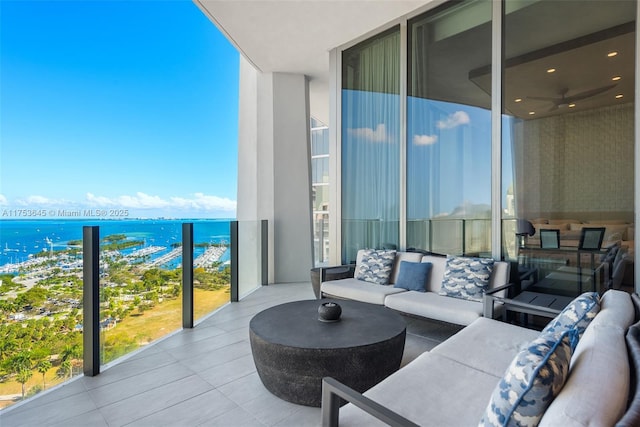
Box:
565 84 618 103
526 95 560 101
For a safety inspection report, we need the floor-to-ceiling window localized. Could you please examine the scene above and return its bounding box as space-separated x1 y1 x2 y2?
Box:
407 0 492 256
311 117 330 266
338 0 636 292
502 0 636 293
341 27 401 264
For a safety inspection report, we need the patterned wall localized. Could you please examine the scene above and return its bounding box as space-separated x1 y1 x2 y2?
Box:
513 102 634 220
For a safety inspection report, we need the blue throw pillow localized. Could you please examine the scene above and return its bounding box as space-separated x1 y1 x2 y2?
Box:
542 292 600 339
439 256 495 302
479 329 578 427
354 249 396 285
394 261 432 292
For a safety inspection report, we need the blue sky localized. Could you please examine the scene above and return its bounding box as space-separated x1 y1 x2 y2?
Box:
0 0 239 219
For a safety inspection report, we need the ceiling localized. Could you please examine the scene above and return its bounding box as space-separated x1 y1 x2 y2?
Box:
194 0 636 123
422 0 636 120
194 0 430 124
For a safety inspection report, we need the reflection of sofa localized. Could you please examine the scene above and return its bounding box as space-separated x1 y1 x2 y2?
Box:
322 290 639 427
524 218 634 289
320 250 510 326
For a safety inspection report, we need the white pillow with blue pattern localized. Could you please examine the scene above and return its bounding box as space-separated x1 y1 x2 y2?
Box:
479 328 578 427
541 292 600 339
354 249 396 285
439 256 495 302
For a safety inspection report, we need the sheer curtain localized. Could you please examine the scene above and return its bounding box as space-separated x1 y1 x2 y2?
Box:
341 27 400 263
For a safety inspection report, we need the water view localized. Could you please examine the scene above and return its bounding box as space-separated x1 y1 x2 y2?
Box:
0 219 233 410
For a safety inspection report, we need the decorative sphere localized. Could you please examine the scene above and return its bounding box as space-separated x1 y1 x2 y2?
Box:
318 302 342 322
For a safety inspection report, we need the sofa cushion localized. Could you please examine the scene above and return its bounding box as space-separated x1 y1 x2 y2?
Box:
539 290 634 427
439 256 495 302
616 321 640 427
480 329 577 427
354 249 396 285
590 289 635 329
339 352 503 427
389 252 425 284
384 291 486 326
541 292 600 339
393 261 432 292
321 278 406 305
432 317 539 378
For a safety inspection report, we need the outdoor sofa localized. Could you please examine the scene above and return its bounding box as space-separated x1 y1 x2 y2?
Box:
320 249 510 325
321 289 640 427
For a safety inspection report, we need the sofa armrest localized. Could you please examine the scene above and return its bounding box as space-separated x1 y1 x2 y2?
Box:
321 377 419 427
485 282 518 297
483 283 518 318
320 265 356 282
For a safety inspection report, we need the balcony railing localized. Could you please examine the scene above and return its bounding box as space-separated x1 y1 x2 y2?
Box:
0 219 266 410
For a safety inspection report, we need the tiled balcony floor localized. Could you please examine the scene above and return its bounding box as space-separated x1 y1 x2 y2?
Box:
1 282 462 427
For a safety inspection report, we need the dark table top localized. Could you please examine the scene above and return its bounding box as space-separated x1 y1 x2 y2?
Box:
249 299 406 350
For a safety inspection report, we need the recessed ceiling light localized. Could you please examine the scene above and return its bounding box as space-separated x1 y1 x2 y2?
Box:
569 103 576 108
616 94 624 99
546 68 556 73
608 51 618 57
514 98 522 103
529 111 536 115
612 76 622 81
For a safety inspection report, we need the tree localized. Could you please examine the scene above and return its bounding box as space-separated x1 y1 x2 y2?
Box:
6 350 32 375
36 359 52 390
57 360 72 380
61 344 82 377
16 368 33 400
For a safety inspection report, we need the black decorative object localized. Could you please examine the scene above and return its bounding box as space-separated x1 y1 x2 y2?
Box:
318 301 342 322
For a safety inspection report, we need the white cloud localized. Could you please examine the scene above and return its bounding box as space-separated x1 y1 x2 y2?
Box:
436 111 470 130
86 192 236 212
413 134 438 146
169 193 236 211
15 195 72 206
0 194 7 205
347 123 388 143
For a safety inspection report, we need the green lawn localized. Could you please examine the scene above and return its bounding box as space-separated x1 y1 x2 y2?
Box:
0 287 230 409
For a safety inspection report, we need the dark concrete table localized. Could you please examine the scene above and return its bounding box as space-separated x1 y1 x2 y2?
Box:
249 299 406 407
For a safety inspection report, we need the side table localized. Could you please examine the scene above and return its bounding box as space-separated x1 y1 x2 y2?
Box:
485 290 573 328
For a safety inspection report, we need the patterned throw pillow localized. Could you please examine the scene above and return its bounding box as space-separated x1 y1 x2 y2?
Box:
479 329 578 427
354 249 396 285
439 256 495 301
541 292 600 339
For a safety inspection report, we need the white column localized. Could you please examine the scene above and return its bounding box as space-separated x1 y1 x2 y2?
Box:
238 56 314 284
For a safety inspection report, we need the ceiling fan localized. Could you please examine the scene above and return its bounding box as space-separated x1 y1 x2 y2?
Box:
527 83 618 111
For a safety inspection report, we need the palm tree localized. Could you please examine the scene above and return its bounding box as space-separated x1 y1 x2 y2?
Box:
36 359 52 389
57 360 72 380
16 368 33 400
61 344 82 377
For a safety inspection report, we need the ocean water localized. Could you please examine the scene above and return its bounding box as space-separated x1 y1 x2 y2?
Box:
0 219 232 269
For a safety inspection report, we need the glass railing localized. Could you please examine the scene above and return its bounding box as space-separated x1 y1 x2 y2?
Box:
0 218 249 411
98 220 184 365
235 220 266 300
192 220 231 322
0 220 86 410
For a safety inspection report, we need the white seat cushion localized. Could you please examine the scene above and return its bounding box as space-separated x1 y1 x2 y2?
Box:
339 352 501 426
432 317 539 377
321 278 406 305
384 291 484 325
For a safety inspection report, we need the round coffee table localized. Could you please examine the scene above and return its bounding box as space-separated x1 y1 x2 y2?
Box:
249 299 406 407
